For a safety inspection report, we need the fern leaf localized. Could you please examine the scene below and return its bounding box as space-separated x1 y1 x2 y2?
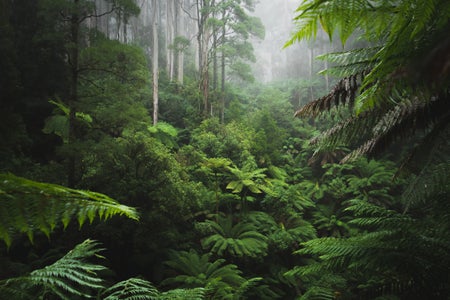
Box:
0 239 106 299
102 277 159 300
0 173 139 247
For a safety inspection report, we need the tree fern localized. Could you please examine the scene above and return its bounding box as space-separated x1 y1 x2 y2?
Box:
102 278 160 300
159 287 205 300
287 198 450 298
285 0 379 46
290 0 450 165
101 277 206 300
200 215 268 258
161 249 249 299
0 239 106 299
0 173 139 247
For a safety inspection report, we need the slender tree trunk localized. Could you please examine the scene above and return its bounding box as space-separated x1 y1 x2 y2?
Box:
220 8 226 123
123 16 128 43
176 0 184 84
212 0 217 91
68 0 80 188
196 0 212 116
152 0 159 125
323 41 329 91
309 46 314 101
166 0 175 80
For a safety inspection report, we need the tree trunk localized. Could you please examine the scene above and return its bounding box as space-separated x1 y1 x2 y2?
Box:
68 0 80 188
309 46 314 101
176 0 184 84
152 0 159 125
166 0 175 80
220 8 226 123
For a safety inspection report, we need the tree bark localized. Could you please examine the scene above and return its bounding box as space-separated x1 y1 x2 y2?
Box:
176 0 184 84
166 0 175 80
152 0 159 125
68 0 80 188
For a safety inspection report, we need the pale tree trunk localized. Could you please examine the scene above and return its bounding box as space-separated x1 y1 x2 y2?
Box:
152 0 159 125
309 46 314 101
166 0 175 80
176 0 184 84
212 0 217 91
323 42 329 92
220 7 226 123
200 29 211 116
196 0 212 116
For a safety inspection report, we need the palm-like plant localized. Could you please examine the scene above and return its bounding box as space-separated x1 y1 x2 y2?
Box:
161 249 259 299
226 165 273 214
200 215 268 258
288 0 450 166
287 197 450 299
102 277 206 300
0 173 139 247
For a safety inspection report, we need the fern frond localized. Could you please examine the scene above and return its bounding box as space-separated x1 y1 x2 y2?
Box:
162 249 245 297
0 173 139 247
317 47 379 77
294 71 367 118
200 216 268 258
0 239 106 299
159 287 205 300
342 94 450 162
102 277 159 300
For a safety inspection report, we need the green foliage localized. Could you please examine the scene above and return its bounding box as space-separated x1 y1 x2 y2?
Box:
0 173 138 247
159 287 206 300
0 239 106 299
147 122 179 149
43 99 93 143
200 215 268 258
102 278 160 300
288 195 450 298
161 249 251 299
102 277 206 300
290 0 450 164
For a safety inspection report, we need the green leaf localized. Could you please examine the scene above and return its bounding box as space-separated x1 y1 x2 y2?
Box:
0 173 139 247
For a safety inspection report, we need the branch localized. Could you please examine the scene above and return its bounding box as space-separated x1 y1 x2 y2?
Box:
79 5 117 23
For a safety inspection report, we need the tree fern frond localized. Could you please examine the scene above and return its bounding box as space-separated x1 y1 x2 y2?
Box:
295 71 367 118
284 1 321 46
317 47 379 77
309 109 378 150
200 216 268 258
162 249 245 293
0 173 139 247
0 239 106 299
102 277 159 300
159 287 205 300
342 94 450 162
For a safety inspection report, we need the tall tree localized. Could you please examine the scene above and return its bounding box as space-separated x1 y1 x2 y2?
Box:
38 0 139 187
195 0 213 116
151 0 159 125
166 0 176 80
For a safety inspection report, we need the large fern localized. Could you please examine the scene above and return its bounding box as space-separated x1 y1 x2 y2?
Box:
199 215 268 258
290 0 450 164
0 239 106 299
287 199 450 298
101 277 206 300
161 249 261 299
0 173 139 247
